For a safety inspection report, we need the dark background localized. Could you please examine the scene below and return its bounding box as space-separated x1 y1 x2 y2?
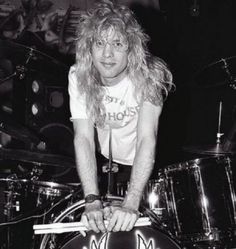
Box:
0 0 236 170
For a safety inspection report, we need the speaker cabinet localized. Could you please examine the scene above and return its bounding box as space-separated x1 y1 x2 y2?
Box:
13 68 74 157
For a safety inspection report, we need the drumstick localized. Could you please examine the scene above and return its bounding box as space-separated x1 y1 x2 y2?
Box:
33 217 151 234
34 217 150 230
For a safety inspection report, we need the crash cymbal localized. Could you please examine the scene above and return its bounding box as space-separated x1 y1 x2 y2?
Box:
0 39 69 75
193 56 236 88
0 110 41 146
0 147 75 168
183 143 236 155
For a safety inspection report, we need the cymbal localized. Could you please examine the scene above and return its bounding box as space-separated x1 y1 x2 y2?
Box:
0 148 75 168
183 143 236 155
0 39 69 75
193 56 236 88
0 111 41 146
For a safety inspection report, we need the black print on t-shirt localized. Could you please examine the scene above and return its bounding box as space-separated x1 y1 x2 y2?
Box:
104 94 139 122
104 95 125 105
106 106 140 121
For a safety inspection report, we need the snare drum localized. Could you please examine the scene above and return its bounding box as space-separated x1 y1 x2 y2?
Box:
38 196 181 249
30 181 74 207
162 156 236 243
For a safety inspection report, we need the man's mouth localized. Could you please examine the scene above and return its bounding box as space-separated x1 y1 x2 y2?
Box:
101 62 116 68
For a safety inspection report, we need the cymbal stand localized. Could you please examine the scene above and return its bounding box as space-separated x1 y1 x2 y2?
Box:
221 58 236 90
0 47 35 85
216 101 224 144
102 127 118 197
30 163 43 181
4 174 22 221
0 71 17 85
3 174 21 249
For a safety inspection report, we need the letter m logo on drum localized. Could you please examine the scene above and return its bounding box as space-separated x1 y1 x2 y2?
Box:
137 232 155 249
85 231 157 249
90 233 108 249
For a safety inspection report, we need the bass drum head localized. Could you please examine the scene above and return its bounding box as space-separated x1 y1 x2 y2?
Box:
39 197 181 249
59 226 181 249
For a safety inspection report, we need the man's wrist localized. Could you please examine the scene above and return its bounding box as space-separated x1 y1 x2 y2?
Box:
85 194 101 204
123 191 142 210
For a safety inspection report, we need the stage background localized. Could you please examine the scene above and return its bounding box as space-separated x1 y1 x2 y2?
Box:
0 0 236 170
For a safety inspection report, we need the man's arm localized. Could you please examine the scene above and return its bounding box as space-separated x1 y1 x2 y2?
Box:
107 101 162 232
72 119 106 233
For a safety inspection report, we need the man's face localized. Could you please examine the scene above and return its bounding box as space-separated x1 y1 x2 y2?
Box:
91 27 129 86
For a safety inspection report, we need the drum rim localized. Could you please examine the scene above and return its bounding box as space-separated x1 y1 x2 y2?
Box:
0 178 29 183
162 155 232 171
31 180 72 190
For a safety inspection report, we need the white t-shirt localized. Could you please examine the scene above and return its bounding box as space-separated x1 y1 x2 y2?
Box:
68 66 140 165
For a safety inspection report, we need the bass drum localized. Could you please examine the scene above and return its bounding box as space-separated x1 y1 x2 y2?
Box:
39 196 182 249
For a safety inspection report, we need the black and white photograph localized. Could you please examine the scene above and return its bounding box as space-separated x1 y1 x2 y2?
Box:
0 0 236 248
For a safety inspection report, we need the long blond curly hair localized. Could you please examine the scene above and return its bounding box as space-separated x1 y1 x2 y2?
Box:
74 0 173 127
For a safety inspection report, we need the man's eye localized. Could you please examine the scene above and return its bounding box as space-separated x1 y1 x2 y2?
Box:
113 42 123 48
96 40 104 47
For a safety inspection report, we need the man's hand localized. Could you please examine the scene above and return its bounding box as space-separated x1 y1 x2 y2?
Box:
81 200 106 233
104 205 139 232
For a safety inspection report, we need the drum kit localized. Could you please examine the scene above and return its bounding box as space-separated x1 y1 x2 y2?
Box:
0 39 236 249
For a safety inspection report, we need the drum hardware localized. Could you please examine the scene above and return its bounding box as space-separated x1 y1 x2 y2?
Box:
0 44 37 83
4 185 21 218
0 192 77 249
0 175 30 249
103 127 119 196
183 101 236 156
222 118 236 153
160 156 236 246
0 64 26 84
0 39 69 79
0 169 81 222
102 162 119 174
0 192 76 226
114 178 170 222
193 166 212 235
167 176 180 234
221 58 236 90
0 110 43 148
30 180 76 207
0 175 29 221
0 146 78 249
0 55 30 84
225 157 236 224
183 143 236 156
192 55 236 89
29 163 44 180
141 178 168 220
216 101 224 145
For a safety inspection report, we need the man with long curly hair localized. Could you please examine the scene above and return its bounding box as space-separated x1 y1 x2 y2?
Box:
68 0 173 233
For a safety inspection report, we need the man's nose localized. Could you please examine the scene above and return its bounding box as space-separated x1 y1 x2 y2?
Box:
102 43 114 57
